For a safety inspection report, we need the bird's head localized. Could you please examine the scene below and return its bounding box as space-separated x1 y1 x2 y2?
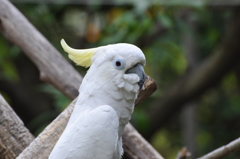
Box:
61 39 146 93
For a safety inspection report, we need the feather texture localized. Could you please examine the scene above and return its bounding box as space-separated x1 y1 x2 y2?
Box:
61 39 97 67
49 106 119 159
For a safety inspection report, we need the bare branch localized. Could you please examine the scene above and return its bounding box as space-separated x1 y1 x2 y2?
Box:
197 137 240 159
17 99 76 159
135 76 157 106
0 0 82 99
123 123 164 159
0 94 34 159
176 147 191 159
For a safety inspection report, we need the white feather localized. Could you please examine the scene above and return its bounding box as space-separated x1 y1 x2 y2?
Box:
49 106 119 159
49 43 146 159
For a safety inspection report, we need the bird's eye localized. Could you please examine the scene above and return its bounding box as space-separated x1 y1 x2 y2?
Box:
113 58 125 70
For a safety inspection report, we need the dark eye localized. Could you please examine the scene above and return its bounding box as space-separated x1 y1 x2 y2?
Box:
116 61 121 66
113 58 125 70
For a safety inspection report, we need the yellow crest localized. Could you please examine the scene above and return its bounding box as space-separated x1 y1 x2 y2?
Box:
61 39 97 68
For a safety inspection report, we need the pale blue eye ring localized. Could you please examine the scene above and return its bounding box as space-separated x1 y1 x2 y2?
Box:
113 58 125 70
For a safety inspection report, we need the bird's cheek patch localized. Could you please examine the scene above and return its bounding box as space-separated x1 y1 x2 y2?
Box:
123 82 134 92
113 79 125 88
123 74 140 84
114 74 140 92
122 74 140 93
117 81 125 88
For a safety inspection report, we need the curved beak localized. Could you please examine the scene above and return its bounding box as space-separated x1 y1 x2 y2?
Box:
125 63 146 90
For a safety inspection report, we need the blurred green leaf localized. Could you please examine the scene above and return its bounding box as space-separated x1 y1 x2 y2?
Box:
1 61 19 81
157 13 173 28
40 84 71 111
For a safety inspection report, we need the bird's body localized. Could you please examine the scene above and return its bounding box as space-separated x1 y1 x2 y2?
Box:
49 41 146 159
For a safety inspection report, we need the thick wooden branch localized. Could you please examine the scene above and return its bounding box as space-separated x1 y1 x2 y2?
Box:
135 76 157 106
147 9 240 137
0 0 82 99
0 94 34 159
0 0 161 158
197 137 240 159
123 123 163 159
17 99 76 159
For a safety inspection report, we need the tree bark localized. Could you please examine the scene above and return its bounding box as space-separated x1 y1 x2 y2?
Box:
0 94 34 159
17 99 76 159
123 123 164 159
197 137 240 159
176 147 191 159
147 8 240 137
135 76 157 106
0 0 82 99
0 0 161 159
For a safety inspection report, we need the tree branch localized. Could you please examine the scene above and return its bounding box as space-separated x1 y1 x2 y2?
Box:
135 76 157 106
0 0 161 158
0 94 34 159
17 99 76 159
176 147 191 159
123 123 163 159
197 137 240 159
0 0 82 99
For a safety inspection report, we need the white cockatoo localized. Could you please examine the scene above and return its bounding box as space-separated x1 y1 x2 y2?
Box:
49 39 146 159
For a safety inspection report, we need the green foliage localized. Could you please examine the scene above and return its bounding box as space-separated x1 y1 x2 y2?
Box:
40 84 71 111
27 110 59 136
131 105 150 132
152 129 181 159
0 37 20 82
198 72 240 157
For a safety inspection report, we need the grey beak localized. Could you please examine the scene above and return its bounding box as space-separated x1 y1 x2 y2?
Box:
125 63 146 89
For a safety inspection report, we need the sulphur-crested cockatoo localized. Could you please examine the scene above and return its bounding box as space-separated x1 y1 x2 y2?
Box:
49 39 146 159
